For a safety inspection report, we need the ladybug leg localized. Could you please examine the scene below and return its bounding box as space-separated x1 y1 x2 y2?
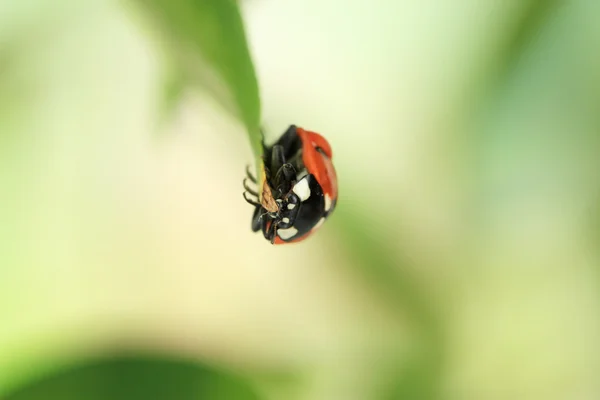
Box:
251 205 263 232
270 145 287 181
243 192 261 207
276 125 299 153
276 125 303 168
273 164 297 196
260 127 268 151
261 125 300 173
261 217 269 239
245 165 257 183
262 218 276 242
243 177 258 197
268 222 278 244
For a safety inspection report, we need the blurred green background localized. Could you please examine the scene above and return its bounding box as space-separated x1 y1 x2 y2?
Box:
1 1 599 399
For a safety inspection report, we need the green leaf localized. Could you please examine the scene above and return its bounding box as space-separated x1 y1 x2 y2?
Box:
474 0 561 99
130 0 263 158
156 63 189 127
331 206 443 400
4 354 262 400
494 0 561 82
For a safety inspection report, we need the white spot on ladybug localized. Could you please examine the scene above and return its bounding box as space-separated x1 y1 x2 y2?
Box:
293 177 311 201
324 194 332 212
312 217 326 231
282 217 290 224
277 226 298 240
287 203 296 210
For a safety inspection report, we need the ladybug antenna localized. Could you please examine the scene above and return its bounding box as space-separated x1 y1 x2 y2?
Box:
258 211 270 220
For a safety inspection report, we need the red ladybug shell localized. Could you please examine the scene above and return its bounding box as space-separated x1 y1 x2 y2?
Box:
297 127 338 202
270 128 337 245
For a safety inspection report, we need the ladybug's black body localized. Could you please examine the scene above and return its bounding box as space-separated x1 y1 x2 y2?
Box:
243 125 338 244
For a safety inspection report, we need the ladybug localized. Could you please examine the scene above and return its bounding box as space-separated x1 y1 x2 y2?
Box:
243 125 338 244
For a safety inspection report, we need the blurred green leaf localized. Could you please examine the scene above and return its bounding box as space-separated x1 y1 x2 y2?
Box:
4 354 262 400
332 206 443 400
334 209 440 333
157 63 189 125
130 0 262 158
382 352 440 400
482 0 561 93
